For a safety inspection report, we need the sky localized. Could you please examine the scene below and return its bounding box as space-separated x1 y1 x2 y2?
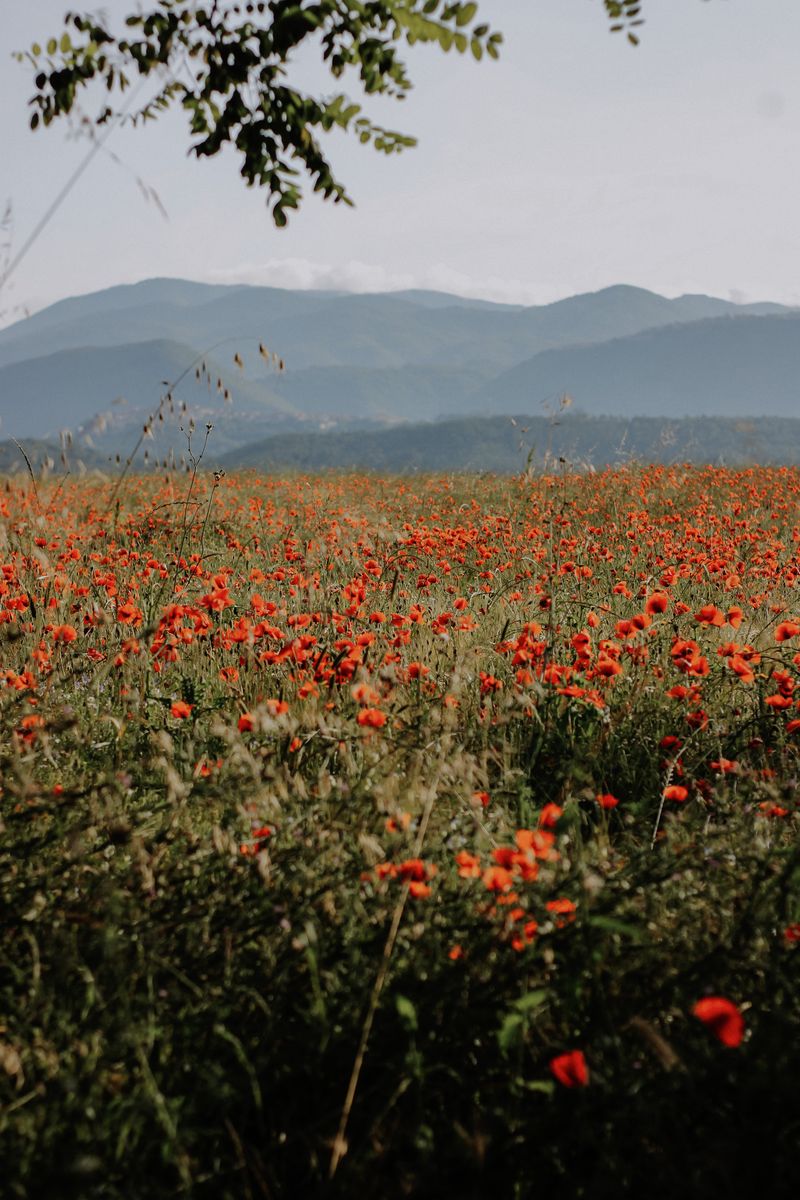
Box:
1 0 800 322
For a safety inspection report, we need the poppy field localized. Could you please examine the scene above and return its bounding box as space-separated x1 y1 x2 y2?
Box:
2 464 800 1198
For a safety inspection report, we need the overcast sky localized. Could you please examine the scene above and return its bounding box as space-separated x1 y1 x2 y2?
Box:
2 0 800 321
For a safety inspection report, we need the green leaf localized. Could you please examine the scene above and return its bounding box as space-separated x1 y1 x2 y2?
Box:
520 1079 556 1096
498 1012 524 1056
456 3 478 27
31 42 41 57
395 994 417 1032
47 38 58 56
514 988 548 1014
588 915 644 942
60 33 72 53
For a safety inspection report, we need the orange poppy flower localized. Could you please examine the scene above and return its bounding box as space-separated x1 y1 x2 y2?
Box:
664 784 689 802
357 707 387 728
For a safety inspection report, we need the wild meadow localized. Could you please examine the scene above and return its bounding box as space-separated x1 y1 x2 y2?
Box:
1 462 799 1198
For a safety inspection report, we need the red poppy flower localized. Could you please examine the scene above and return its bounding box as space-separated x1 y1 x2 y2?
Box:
596 792 619 809
692 996 745 1047
549 1049 589 1087
645 592 669 615
52 624 78 644
539 803 563 829
664 784 689 802
357 707 387 728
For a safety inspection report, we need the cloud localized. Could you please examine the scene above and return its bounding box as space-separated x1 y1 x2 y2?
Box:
204 257 569 307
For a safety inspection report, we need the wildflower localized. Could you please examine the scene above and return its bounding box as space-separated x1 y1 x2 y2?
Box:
645 592 669 615
117 601 143 626
547 898 577 927
728 655 755 684
516 828 558 860
539 803 563 829
201 585 234 613
692 996 745 1047
52 624 78 644
759 802 789 818
511 919 539 951
482 866 515 893
549 1050 589 1088
357 707 387 728
694 605 726 627
596 792 619 809
664 784 689 802
397 858 429 882
238 712 255 733
595 654 623 678
170 700 193 719
455 850 482 879
17 713 45 744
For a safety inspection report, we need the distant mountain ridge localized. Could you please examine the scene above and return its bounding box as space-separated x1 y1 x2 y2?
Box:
217 415 800 474
478 311 800 418
0 278 797 457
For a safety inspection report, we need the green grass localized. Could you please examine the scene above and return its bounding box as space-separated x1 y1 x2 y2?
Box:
1 466 799 1198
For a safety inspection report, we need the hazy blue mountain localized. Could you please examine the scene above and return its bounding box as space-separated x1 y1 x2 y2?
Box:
478 313 800 417
1 279 798 459
0 284 338 371
148 283 791 373
2 278 790 374
267 363 490 421
0 339 297 441
218 414 800 474
6 414 797 476
384 289 526 311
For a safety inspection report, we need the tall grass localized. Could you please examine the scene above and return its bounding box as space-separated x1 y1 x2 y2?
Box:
1 465 799 1197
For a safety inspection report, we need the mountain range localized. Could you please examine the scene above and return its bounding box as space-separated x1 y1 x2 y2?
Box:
0 277 797 469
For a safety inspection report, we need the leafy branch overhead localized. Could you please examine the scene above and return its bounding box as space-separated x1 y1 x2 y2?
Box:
18 1 503 227
19 2 667 225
